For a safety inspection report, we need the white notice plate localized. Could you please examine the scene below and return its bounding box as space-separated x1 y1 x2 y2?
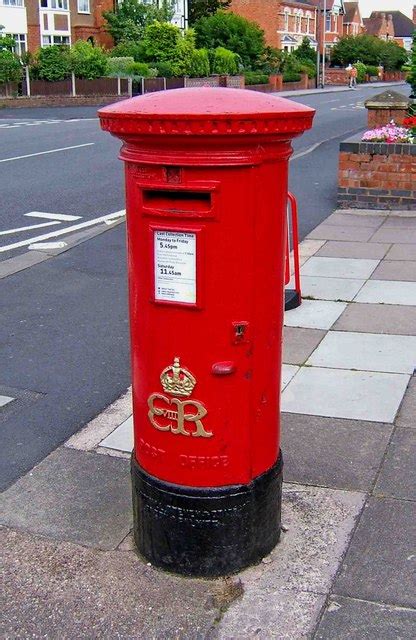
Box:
154 230 196 304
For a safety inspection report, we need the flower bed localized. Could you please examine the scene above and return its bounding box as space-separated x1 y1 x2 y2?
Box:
361 120 414 144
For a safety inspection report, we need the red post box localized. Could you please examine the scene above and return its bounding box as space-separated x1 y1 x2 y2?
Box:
99 88 314 577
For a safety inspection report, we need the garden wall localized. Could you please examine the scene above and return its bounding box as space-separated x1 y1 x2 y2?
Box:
338 133 416 210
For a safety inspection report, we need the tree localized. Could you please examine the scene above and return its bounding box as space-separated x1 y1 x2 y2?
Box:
331 34 407 70
0 29 16 53
69 40 108 79
194 11 265 68
293 37 316 64
407 32 416 98
103 0 173 44
36 45 71 81
188 0 231 26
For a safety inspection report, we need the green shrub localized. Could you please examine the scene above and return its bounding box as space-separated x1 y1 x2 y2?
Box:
0 49 23 84
103 0 173 44
107 56 134 76
125 61 155 78
298 60 316 78
210 46 239 75
407 32 416 96
69 40 108 79
194 11 265 68
142 21 181 62
36 46 71 81
365 64 379 77
331 34 407 70
354 61 367 83
244 71 269 85
151 60 175 78
109 40 145 62
189 48 210 77
170 31 195 76
283 70 301 83
293 37 316 64
259 46 284 74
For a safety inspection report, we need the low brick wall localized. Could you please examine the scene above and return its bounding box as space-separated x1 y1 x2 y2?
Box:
0 95 128 108
338 134 416 210
368 107 408 127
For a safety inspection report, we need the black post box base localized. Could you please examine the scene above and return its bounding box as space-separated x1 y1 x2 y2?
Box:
131 454 283 578
285 289 301 311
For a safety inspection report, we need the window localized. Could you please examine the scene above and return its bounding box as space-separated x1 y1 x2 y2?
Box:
1 0 24 6
42 34 70 46
284 10 289 31
40 0 68 9
12 33 26 55
77 0 90 13
295 12 301 33
325 13 331 32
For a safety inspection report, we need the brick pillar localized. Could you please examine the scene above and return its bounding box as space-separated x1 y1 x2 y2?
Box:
301 73 309 90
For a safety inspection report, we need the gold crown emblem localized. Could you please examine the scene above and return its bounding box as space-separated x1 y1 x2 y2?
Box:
160 357 196 397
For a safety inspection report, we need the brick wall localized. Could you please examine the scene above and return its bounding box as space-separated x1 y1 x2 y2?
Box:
338 134 416 210
368 107 408 127
230 0 281 48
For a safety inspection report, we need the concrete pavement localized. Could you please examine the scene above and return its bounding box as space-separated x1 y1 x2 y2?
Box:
2 208 415 639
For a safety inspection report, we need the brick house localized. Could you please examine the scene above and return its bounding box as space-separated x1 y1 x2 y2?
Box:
308 0 345 58
363 12 395 41
5 0 188 55
229 0 282 49
230 0 317 51
343 1 363 36
388 11 416 52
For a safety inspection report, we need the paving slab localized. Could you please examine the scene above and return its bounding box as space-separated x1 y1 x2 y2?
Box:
334 497 416 608
308 224 374 242
370 260 416 281
374 428 416 501
215 485 364 640
301 276 365 302
354 280 416 306
385 243 416 261
299 238 326 258
370 228 416 244
1 527 222 640
301 257 379 280
282 327 326 365
382 216 416 229
307 331 416 374
0 448 132 550
323 213 385 228
282 367 409 423
285 299 347 330
281 413 392 491
100 415 133 453
396 376 416 429
316 241 390 260
281 364 299 390
333 303 416 336
315 595 416 640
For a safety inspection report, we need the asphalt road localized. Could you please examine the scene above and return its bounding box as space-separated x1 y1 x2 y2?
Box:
0 83 410 489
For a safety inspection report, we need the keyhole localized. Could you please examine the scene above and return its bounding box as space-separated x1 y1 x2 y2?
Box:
235 325 246 337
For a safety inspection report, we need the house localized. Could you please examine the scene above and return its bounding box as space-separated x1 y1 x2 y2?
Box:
308 0 345 58
388 10 415 52
230 0 317 52
363 11 395 41
343 1 363 36
3 0 188 55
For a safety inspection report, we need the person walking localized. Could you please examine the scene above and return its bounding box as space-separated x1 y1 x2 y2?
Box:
350 65 358 89
346 63 353 87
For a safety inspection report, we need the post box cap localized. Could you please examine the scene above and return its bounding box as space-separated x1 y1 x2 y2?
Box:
99 88 314 137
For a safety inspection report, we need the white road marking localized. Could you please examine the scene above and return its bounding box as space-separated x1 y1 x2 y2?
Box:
0 143 94 163
29 241 67 250
0 210 125 253
25 212 82 222
292 142 321 160
0 117 97 129
0 221 61 236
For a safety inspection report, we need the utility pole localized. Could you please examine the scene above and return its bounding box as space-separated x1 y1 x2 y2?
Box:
316 1 321 88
